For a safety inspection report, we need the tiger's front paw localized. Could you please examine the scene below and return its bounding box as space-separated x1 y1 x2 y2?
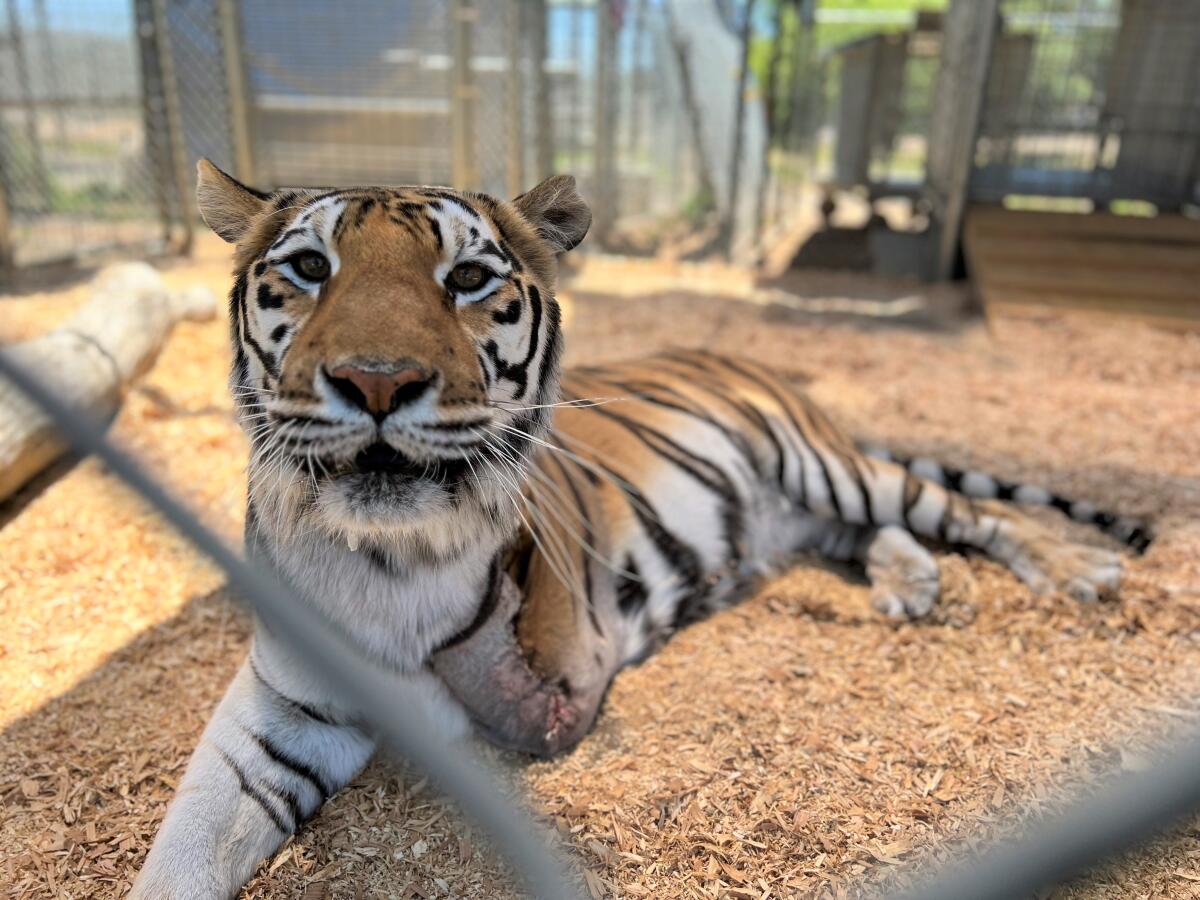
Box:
866 526 941 619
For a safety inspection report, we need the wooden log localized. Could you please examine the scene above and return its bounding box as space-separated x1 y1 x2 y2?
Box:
0 262 216 502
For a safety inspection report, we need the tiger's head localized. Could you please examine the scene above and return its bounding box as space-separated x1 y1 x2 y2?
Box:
197 160 590 556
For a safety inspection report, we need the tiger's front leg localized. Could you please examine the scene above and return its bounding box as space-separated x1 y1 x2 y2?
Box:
131 634 377 900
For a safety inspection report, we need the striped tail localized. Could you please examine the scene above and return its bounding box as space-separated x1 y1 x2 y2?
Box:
863 447 1153 554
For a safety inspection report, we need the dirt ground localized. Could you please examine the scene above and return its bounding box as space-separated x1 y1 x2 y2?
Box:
2 236 1200 899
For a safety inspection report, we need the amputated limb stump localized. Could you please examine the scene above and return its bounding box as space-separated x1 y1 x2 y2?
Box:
0 263 216 502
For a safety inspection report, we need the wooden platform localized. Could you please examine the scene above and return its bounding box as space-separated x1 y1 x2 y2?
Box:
964 207 1200 328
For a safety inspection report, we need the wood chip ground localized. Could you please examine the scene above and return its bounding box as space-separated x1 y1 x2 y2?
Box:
3 239 1199 898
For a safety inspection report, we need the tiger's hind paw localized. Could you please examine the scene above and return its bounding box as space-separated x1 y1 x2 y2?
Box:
1009 540 1122 602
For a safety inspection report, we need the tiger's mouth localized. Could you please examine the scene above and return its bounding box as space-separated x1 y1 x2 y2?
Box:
308 442 473 486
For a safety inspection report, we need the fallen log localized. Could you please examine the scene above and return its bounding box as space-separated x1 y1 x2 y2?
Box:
0 262 216 502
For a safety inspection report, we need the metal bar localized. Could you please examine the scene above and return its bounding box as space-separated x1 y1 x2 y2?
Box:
451 0 479 190
216 0 257 186
591 0 618 246
723 0 757 257
506 0 526 197
891 731 1200 900
0 175 14 279
0 354 581 900
31 0 67 144
133 0 174 247
4 0 51 210
150 0 195 254
925 0 1000 279
569 1 583 171
531 0 553 182
755 0 787 243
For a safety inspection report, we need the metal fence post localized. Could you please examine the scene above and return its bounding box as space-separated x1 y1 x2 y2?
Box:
505 0 525 197
451 0 480 191
531 0 553 182
4 0 51 211
755 0 787 246
591 0 618 246
723 0 757 257
150 0 196 254
926 0 1000 280
216 0 257 187
0 179 14 279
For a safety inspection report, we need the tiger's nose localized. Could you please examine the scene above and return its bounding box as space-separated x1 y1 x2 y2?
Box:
326 362 434 420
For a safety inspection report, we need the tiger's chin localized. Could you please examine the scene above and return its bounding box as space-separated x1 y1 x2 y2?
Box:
299 442 504 555
314 471 456 536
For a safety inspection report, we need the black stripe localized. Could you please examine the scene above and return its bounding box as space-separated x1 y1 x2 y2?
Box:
902 474 923 530
615 554 648 615
364 544 400 576
579 399 745 567
216 747 291 833
237 277 278 379
547 453 598 625
534 298 562 405
583 453 706 608
246 727 335 800
942 465 964 493
249 656 336 726
484 282 544 397
270 227 305 250
656 362 796 498
663 351 840 517
493 298 522 324
436 558 503 651
600 375 761 481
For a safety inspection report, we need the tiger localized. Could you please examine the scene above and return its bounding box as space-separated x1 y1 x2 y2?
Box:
131 160 1148 899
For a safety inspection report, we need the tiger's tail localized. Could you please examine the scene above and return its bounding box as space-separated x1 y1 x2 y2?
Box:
862 447 1152 553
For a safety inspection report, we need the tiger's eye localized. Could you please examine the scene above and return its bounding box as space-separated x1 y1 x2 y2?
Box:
293 251 330 282
448 262 487 292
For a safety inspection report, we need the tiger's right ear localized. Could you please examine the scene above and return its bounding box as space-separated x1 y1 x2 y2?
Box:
196 159 270 243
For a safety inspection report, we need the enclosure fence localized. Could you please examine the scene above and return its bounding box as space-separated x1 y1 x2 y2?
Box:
0 0 194 269
3 0 1198 279
5 306 1200 896
0 0 829 273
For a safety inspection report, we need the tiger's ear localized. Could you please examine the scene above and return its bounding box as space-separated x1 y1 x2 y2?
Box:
196 159 270 243
512 175 591 253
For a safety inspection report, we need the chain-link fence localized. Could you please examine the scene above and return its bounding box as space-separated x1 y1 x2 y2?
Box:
1 1 1197 274
0 0 798 273
0 0 193 270
975 0 1200 209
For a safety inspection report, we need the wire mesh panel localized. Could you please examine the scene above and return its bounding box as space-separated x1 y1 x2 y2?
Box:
0 0 190 269
165 0 238 177
973 0 1199 208
973 0 1121 203
232 0 453 190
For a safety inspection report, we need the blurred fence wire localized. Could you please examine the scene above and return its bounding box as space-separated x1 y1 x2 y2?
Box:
0 348 584 900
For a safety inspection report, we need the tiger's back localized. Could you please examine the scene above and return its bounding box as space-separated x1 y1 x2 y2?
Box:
440 349 1134 755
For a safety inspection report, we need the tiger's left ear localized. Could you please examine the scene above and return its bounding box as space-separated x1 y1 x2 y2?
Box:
196 158 270 243
513 175 591 253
